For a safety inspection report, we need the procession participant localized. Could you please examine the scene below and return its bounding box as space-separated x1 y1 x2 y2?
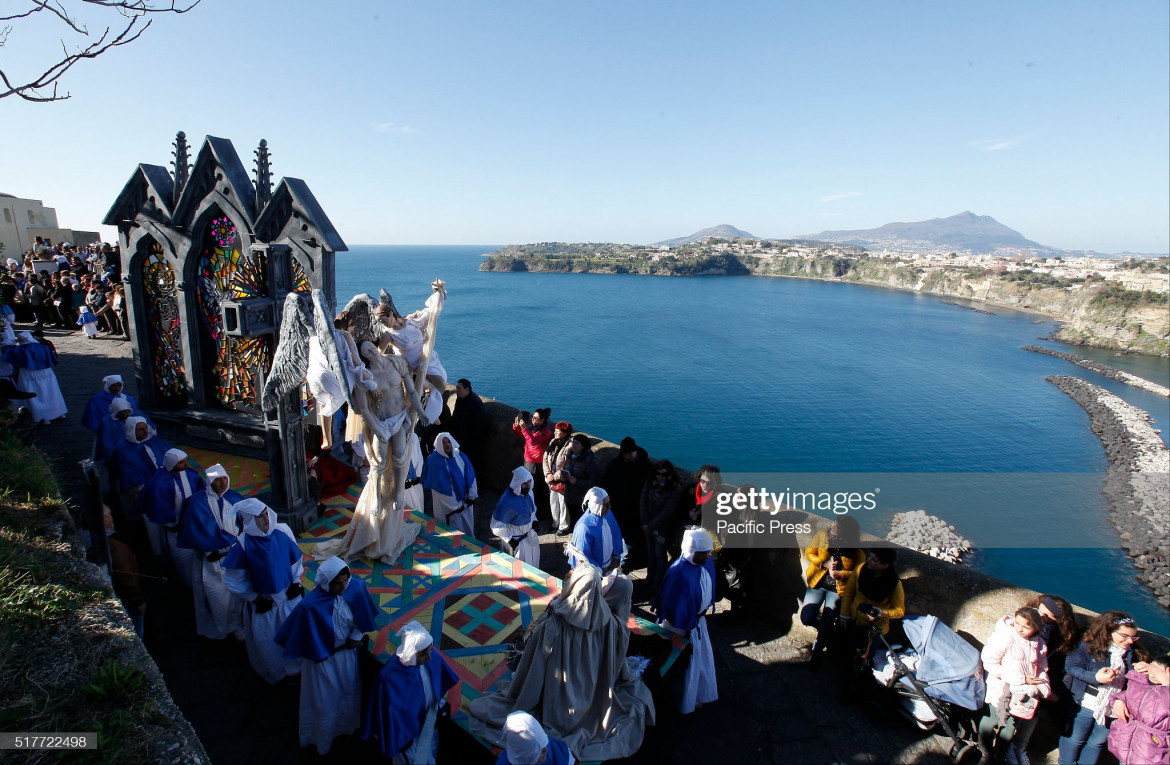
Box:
93 398 135 494
275 556 380 755
652 527 718 714
491 467 541 566
1 331 66 423
222 498 304 684
81 374 138 431
137 448 204 579
468 561 653 761
422 431 478 536
109 416 169 518
569 487 623 573
104 505 146 639
177 464 245 640
403 430 425 512
496 711 576 765
362 620 459 764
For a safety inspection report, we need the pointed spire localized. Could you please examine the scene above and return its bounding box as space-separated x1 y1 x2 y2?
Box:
254 138 272 211
171 130 190 207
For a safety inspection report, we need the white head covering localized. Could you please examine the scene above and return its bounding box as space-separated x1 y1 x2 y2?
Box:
163 448 188 472
204 463 230 494
235 497 277 537
123 415 155 443
108 396 132 416
315 556 348 589
583 486 609 516
503 711 549 765
395 620 434 666
509 466 533 495
681 527 714 563
102 375 123 393
431 431 461 454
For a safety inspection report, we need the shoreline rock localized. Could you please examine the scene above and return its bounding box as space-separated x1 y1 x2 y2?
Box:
886 510 972 564
1025 345 1170 398
1047 375 1170 609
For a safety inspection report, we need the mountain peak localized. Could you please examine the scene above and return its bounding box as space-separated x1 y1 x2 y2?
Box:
653 224 757 247
803 212 1046 254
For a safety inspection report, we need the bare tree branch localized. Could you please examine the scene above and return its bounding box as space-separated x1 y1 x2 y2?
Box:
0 0 199 103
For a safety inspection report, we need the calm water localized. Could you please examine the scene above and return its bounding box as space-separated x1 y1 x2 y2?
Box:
337 245 1170 632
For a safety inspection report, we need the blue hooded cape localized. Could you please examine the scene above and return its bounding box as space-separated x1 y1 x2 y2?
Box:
137 467 204 525
651 556 717 633
221 530 302 596
495 739 574 765
81 391 141 432
421 450 474 502
275 577 380 662
362 652 459 758
1 342 55 371
570 512 620 570
110 436 170 495
176 489 244 552
94 416 130 463
492 489 536 527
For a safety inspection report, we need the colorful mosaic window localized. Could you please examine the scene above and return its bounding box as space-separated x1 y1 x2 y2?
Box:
197 215 272 408
292 257 311 293
143 241 186 399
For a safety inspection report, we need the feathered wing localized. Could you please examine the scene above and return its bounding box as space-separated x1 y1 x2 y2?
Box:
341 293 386 346
378 288 401 319
262 293 312 412
311 289 355 409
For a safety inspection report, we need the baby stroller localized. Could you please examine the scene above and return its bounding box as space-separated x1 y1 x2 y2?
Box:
863 613 986 764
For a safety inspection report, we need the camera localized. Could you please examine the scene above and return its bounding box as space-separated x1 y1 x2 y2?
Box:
518 410 531 422
858 603 882 619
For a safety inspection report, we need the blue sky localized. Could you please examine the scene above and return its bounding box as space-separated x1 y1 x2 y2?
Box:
1 1 1167 252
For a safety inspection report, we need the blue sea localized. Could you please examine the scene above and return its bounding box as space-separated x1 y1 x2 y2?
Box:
337 245 1170 632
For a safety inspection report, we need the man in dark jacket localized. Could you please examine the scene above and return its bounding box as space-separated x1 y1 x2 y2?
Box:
449 378 487 465
603 437 652 569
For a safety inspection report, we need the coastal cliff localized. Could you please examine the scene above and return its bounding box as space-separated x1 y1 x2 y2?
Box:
482 247 1169 356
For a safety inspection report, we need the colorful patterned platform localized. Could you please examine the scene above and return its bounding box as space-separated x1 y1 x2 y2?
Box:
179 445 684 744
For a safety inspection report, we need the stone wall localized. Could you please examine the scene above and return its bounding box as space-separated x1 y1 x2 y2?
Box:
463 390 1170 649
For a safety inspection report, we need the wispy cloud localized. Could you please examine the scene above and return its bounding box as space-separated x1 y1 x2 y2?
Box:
970 133 1034 152
372 121 419 135
820 191 865 203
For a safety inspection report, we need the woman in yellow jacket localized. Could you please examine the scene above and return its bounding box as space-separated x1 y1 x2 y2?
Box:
801 515 865 669
841 547 906 641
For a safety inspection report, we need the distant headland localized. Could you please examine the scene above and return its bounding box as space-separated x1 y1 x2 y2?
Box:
480 215 1170 357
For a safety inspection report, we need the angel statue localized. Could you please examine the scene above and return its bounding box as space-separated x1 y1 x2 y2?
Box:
263 290 376 455
374 280 448 392
309 290 437 564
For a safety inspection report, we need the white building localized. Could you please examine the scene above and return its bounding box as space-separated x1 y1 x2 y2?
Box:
0 193 99 256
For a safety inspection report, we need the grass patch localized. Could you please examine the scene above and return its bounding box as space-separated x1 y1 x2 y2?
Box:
0 441 177 763
0 423 59 499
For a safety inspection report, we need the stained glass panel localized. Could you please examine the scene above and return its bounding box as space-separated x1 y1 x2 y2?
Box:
292 258 311 293
143 241 186 400
197 215 272 408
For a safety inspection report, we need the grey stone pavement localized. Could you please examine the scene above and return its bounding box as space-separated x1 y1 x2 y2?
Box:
17 320 1071 765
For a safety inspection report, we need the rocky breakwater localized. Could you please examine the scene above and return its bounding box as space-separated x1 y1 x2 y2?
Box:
1024 345 1170 398
886 510 972 564
1048 375 1170 608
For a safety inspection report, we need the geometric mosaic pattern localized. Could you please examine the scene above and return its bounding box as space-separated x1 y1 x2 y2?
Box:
179 445 685 743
